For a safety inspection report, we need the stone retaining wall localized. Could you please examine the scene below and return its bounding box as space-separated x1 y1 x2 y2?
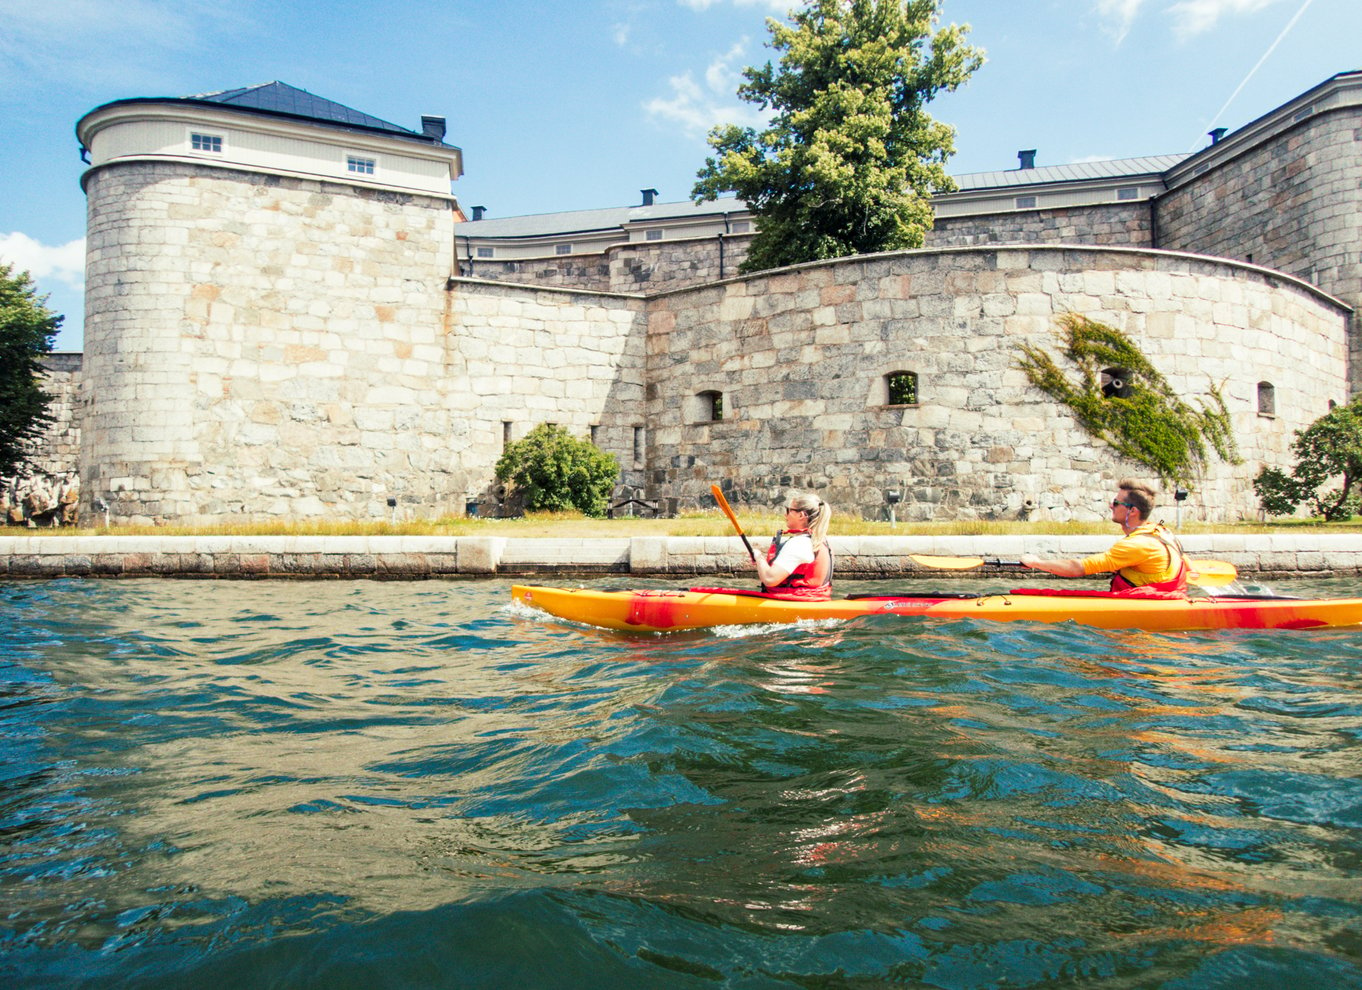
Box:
5 534 1362 580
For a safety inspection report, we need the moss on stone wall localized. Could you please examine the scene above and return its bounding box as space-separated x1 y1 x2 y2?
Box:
1018 314 1239 485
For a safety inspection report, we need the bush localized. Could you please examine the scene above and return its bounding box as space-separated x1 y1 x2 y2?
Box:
494 424 620 518
1254 400 1362 520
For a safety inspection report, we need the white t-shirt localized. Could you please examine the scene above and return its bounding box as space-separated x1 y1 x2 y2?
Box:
770 532 816 579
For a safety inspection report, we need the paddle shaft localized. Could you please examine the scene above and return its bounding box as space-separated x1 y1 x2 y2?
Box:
710 485 757 562
909 553 1237 587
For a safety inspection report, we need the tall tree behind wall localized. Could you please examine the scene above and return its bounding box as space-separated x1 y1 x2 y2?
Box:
0 264 62 475
692 0 984 273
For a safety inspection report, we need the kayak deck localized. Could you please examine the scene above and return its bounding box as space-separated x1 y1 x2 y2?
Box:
511 584 1362 633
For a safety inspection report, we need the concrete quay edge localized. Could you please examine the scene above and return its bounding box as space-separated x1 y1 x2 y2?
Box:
3 534 1362 580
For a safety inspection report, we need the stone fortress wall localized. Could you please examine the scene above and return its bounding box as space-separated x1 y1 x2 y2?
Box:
47 73 1361 524
643 246 1347 522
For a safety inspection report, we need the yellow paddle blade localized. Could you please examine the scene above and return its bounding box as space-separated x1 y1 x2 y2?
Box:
1186 560 1238 586
910 554 988 570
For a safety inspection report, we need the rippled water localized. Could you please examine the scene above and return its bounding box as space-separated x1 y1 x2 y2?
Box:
2 577 1360 989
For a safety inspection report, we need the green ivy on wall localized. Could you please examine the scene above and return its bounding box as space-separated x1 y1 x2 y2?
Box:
1017 314 1239 484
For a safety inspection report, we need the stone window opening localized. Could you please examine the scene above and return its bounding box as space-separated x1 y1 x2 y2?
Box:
685 390 724 423
1101 367 1133 399
1258 381 1276 417
885 371 918 407
633 426 645 465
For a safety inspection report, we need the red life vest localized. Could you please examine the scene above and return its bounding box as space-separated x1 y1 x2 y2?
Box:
1109 524 1189 595
763 530 834 600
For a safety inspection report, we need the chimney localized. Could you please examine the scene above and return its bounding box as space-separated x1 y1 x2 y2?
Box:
1208 127 1227 145
471 206 486 221
1017 149 1036 170
421 115 446 141
641 188 658 207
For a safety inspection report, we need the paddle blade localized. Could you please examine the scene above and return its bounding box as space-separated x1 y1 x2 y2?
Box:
910 554 987 571
710 484 757 561
1187 560 1237 587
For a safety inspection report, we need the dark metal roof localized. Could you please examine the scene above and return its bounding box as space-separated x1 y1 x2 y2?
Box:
456 198 747 238
951 154 1189 191
189 82 416 136
78 81 453 148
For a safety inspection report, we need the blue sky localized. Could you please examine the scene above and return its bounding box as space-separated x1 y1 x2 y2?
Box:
1 0 1357 351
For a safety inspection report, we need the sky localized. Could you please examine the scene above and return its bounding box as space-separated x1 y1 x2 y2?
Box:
1 0 1358 352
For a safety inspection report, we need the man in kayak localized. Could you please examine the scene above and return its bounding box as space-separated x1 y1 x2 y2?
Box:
1019 479 1188 594
751 491 834 600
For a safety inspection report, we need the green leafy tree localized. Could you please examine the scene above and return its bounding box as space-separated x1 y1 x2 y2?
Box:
0 264 62 475
692 0 984 273
495 423 621 518
1254 400 1362 521
1017 314 1239 485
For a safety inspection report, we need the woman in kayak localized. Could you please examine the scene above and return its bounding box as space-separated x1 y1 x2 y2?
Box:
752 491 834 600
1019 479 1188 594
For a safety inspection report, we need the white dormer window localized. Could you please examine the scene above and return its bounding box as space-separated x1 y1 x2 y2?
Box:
1117 186 1140 201
476 247 494 258
191 133 222 153
555 244 572 255
346 155 376 175
1014 195 1037 209
646 229 664 241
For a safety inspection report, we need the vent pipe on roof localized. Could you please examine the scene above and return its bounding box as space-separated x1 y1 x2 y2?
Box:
471 206 486 221
641 188 658 206
421 115 447 141
1208 127 1227 145
1018 149 1036 170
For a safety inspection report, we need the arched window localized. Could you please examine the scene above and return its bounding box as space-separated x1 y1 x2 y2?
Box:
687 390 724 422
1257 382 1276 416
885 371 918 406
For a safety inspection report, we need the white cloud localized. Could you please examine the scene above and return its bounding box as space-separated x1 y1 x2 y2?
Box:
1091 0 1292 43
1093 0 1148 43
1168 0 1286 37
0 233 86 292
644 41 766 139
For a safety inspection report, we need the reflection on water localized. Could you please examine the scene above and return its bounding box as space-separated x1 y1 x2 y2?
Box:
1 577 1360 988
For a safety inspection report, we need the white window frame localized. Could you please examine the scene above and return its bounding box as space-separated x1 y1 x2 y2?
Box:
346 154 377 176
190 132 223 153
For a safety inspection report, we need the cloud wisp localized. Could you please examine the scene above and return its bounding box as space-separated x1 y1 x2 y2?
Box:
643 41 767 139
0 233 87 293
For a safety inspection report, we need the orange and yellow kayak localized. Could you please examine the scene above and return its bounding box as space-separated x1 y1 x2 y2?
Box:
511 584 1362 633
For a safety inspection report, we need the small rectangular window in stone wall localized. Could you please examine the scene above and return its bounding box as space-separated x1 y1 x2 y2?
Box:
886 371 918 406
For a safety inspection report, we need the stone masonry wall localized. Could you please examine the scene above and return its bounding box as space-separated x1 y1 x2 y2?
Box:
460 233 754 295
928 202 1154 250
643 246 1349 523
82 162 464 523
1155 104 1362 392
81 162 651 524
30 353 84 478
444 278 648 504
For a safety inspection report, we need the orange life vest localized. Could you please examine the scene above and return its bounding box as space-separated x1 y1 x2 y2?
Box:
1109 524 1189 595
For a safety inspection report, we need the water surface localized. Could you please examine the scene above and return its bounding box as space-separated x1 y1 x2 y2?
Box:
2 578 1360 988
